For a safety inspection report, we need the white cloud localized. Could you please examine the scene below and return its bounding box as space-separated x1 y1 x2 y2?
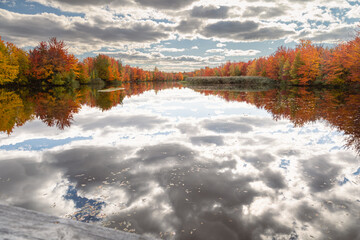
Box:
206 48 224 53
92 49 225 71
224 49 260 56
0 9 174 54
290 22 358 43
346 5 360 19
0 0 358 70
149 47 186 52
206 48 260 56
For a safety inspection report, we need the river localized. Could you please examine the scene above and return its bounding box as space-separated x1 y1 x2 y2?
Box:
0 82 359 240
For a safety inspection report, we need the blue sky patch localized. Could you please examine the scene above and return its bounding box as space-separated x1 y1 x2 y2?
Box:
0 136 92 151
64 186 105 222
279 159 290 169
0 0 84 17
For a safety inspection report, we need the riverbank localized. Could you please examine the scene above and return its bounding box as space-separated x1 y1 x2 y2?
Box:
0 203 153 240
184 76 276 86
183 76 360 91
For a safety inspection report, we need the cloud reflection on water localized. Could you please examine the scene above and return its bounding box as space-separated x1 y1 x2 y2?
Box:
0 86 359 240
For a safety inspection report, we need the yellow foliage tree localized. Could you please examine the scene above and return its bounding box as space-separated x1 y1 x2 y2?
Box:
0 37 19 85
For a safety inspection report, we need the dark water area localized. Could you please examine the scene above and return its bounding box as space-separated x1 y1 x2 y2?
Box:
0 82 359 240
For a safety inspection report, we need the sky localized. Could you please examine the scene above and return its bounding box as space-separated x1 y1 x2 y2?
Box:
0 0 359 72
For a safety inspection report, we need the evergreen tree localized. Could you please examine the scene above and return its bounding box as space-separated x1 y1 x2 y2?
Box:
290 52 303 80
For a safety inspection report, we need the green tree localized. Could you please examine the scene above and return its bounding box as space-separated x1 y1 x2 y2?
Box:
281 59 291 81
94 55 110 80
290 52 304 83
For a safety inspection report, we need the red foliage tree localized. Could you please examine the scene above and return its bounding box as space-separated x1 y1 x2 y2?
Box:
28 37 77 84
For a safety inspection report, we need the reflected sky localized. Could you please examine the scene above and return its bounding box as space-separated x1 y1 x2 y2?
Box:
0 85 359 240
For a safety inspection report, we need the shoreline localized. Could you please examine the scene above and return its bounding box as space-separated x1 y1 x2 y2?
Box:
0 203 153 240
185 76 276 86
183 76 360 90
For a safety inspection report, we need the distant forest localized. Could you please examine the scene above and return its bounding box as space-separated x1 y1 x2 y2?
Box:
0 31 359 86
186 32 360 86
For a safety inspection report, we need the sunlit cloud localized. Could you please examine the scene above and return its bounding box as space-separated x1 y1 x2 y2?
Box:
216 43 226 47
206 48 261 56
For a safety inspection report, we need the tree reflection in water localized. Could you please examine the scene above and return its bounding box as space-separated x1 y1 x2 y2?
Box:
0 81 182 133
193 86 360 154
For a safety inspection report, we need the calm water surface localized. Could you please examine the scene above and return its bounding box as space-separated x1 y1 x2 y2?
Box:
0 83 359 240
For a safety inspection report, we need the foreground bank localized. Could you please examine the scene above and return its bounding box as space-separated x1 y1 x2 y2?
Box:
0 204 154 240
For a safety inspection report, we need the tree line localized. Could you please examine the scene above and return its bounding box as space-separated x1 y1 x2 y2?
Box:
186 32 360 86
0 37 184 86
1 32 360 86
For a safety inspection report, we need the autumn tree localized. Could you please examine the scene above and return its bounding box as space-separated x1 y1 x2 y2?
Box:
247 60 258 76
94 54 110 80
323 44 349 84
281 59 291 81
265 56 279 80
0 37 19 85
290 51 304 84
295 40 323 84
28 37 77 85
76 62 90 84
343 33 360 82
174 72 184 81
91 55 123 82
12 45 30 84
